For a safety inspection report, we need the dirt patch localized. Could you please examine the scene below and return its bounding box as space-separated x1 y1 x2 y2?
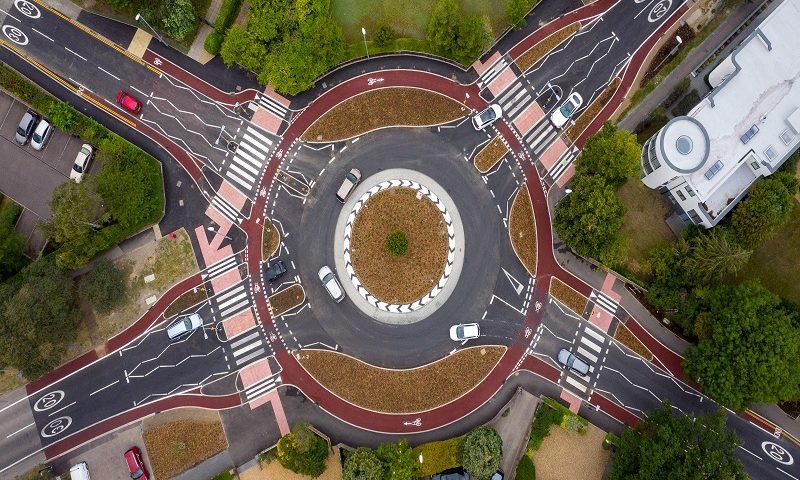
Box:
474 136 509 173
143 419 227 479
0 368 26 395
351 187 448 304
302 88 466 142
549 278 587 315
531 423 610 480
509 185 537 277
164 285 209 319
241 447 342 480
613 323 653 360
516 23 581 73
262 220 280 259
566 78 621 141
269 284 306 317
298 346 506 413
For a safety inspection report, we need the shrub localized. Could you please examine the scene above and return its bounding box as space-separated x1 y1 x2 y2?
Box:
46 101 76 131
212 0 242 31
375 23 396 47
413 437 465 476
385 231 409 256
79 258 127 315
671 89 701 116
343 448 383 480
462 426 502 480
377 439 419 480
516 455 535 480
662 77 691 107
276 423 329 477
528 403 563 451
507 0 537 30
205 32 224 54
160 0 198 41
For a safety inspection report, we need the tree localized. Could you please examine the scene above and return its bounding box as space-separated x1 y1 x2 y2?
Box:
220 24 252 67
731 173 797 248
377 439 418 480
575 122 642 188
554 175 626 265
453 15 491 65
684 228 751 282
0 204 27 282
462 426 502 480
427 0 460 58
684 281 800 411
45 180 104 246
343 448 383 480
160 0 198 41
609 401 744 480
79 258 127 315
375 23 396 47
276 423 329 477
507 0 535 30
515 454 535 480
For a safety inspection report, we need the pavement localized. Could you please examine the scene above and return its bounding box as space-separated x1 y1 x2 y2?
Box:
486 388 539 475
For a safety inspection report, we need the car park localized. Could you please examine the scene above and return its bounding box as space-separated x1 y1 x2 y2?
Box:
116 91 143 115
70 144 94 182
449 323 480 341
166 313 203 341
14 109 40 145
318 266 345 303
336 168 361 202
123 447 150 480
557 348 591 376
30 118 53 151
472 104 502 130
263 259 287 283
550 92 583 128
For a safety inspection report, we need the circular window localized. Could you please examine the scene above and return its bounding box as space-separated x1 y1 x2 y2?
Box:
676 135 693 155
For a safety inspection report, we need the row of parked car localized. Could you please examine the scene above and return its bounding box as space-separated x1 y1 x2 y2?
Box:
469 92 584 131
68 446 148 480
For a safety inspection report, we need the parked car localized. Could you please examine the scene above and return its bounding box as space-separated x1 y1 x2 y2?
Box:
116 90 143 115
166 313 203 341
70 144 94 182
30 118 53 151
557 348 591 376
318 266 345 303
449 323 480 341
336 168 362 202
14 109 40 145
263 260 287 283
491 469 504 480
550 92 583 128
123 447 150 480
472 104 502 130
432 468 470 480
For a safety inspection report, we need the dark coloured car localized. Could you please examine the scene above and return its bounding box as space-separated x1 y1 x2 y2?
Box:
116 91 143 115
264 260 287 283
15 109 40 145
432 468 470 480
123 446 150 480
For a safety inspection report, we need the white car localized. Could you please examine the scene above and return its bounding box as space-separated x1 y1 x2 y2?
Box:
30 118 53 151
550 92 583 128
557 348 590 376
166 313 203 341
472 104 502 130
318 266 345 303
336 168 361 202
70 144 94 183
450 323 480 341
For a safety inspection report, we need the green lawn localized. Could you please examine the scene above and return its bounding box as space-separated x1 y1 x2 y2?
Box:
333 0 511 42
617 179 675 275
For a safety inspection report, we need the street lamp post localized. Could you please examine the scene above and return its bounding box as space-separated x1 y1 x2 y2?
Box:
654 35 682 72
207 226 232 241
135 13 166 46
361 27 369 59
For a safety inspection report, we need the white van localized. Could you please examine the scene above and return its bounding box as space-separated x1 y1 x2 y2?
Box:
69 461 91 480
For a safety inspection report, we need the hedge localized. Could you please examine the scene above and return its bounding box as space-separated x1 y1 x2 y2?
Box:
212 0 242 32
516 454 536 480
413 436 465 476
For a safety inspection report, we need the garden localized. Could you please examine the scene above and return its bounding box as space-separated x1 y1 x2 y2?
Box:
509 185 537 277
143 417 228 479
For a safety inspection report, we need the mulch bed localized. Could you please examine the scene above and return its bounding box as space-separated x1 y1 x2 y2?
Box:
301 88 467 142
164 285 209 319
566 77 621 141
298 346 505 413
549 278 587 315
143 420 227 479
474 136 509 173
613 323 653 360
262 220 280 259
639 23 696 87
351 187 448 304
509 185 537 276
516 23 581 73
269 284 306 317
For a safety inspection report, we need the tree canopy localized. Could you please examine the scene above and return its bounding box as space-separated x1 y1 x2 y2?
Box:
609 401 744 480
79 258 127 315
575 122 642 188
0 204 27 282
343 448 383 480
461 426 502 480
377 439 418 480
731 172 797 248
276 422 329 477
683 281 800 411
427 0 491 65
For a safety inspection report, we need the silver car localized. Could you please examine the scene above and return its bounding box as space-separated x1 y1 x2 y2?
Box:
557 348 590 376
336 168 361 202
550 92 583 128
70 144 94 183
15 110 39 145
472 104 502 130
166 313 203 341
318 266 345 303
30 118 53 151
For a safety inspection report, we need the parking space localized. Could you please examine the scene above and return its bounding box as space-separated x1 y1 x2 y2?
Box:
0 91 101 218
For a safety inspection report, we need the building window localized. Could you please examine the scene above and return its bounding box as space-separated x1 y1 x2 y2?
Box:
751 161 760 170
687 209 702 224
704 160 724 180
740 125 759 144
763 145 777 161
780 130 794 146
686 185 695 197
676 190 686 201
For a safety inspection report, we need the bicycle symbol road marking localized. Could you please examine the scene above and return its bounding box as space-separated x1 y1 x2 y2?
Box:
153 57 163 66
14 0 40 19
41 416 72 438
2 25 28 45
762 441 794 465
33 390 65 412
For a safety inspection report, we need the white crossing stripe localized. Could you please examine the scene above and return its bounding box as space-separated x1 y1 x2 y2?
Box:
246 375 281 399
230 330 260 348
549 147 579 181
235 347 266 366
204 256 237 279
226 125 273 191
211 196 241 224
594 291 619 314
232 338 262 357
244 127 273 147
565 375 588 392
255 93 288 118
577 346 599 364
478 56 508 88
496 82 522 105
580 336 602 353
584 326 605 343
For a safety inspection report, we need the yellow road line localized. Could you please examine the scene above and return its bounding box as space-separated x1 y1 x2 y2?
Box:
745 408 800 447
31 0 161 76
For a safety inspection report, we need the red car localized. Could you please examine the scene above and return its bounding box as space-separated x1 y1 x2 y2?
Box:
116 91 142 115
124 447 149 480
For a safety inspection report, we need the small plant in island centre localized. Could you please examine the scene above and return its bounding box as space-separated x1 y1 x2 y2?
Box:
386 231 409 256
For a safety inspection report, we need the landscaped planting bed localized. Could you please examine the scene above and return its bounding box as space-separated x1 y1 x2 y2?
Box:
301 88 466 142
613 323 653 360
268 284 306 317
298 346 505 413
143 420 227 479
351 187 448 304
413 436 466 476
509 185 537 276
515 23 580 72
566 78 621 141
262 220 280 259
549 278 587 315
474 136 509 173
164 285 209 319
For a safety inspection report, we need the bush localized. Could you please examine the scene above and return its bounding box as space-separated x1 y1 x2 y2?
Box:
377 439 419 480
46 101 76 131
671 89 701 117
516 455 535 480
79 258 127 315
462 426 502 480
528 403 563 451
343 448 383 480
276 423 329 477
507 0 537 30
375 23 396 47
385 231 409 256
205 32 224 54
413 437 465 476
662 77 691 107
160 0 197 41
212 0 242 31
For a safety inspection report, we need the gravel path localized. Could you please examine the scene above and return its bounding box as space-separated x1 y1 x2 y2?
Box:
532 423 610 480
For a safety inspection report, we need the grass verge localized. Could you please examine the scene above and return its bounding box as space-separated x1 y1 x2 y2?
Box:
617 179 674 275
474 136 509 173
613 323 653 360
269 284 306 316
566 78 621 141
549 277 587 315
515 23 580 72
413 436 466 476
302 88 466 142
262 220 280 259
298 346 505 413
164 285 209 319
509 185 537 276
143 420 227 479
0 368 25 395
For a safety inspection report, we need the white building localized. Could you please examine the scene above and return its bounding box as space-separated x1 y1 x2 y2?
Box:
640 0 800 228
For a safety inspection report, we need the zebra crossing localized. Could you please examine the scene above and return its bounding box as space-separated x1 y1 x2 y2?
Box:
547 145 580 183
494 80 536 124
523 119 560 156
228 329 271 370
253 92 289 120
202 255 239 282
590 291 620 316
562 325 608 395
211 194 243 225
244 371 282 403
477 54 510 90
212 281 252 319
225 125 273 194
